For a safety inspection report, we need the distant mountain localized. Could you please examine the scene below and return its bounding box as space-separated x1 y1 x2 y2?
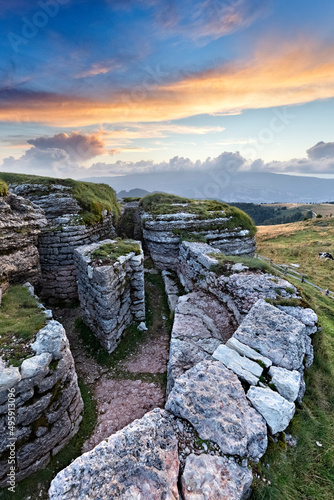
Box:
117 188 151 198
82 171 334 203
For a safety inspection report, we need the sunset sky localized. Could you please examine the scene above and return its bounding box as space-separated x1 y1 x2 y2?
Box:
1 0 334 178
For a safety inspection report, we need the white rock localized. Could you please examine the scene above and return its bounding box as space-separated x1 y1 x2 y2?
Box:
268 366 302 402
231 262 249 273
0 367 21 391
137 322 148 332
20 353 53 380
31 320 67 359
227 337 272 368
213 344 262 385
247 386 295 434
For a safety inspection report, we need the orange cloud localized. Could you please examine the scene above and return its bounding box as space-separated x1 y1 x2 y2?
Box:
1 38 334 126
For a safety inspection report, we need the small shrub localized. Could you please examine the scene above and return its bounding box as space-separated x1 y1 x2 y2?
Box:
0 179 8 197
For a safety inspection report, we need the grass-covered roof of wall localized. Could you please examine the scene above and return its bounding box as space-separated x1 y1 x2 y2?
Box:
139 192 257 237
0 172 120 225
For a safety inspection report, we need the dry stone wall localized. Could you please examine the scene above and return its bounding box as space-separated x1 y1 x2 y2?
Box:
142 211 256 270
0 192 46 291
10 184 116 303
0 317 83 486
74 240 145 353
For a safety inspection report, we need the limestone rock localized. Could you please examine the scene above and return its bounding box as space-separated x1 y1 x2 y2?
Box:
166 360 268 459
234 299 306 370
277 306 318 335
268 366 302 402
247 386 295 434
0 367 21 391
31 321 68 360
181 453 253 500
49 408 180 499
20 353 52 379
227 337 272 368
213 344 262 385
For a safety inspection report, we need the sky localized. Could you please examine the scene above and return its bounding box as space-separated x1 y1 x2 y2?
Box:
1 0 334 179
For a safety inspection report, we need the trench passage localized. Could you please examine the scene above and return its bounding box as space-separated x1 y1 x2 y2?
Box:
53 260 172 452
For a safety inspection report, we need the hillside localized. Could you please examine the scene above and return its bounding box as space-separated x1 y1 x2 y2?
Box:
253 219 334 499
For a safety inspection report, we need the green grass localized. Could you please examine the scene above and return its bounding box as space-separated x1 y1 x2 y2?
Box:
0 381 97 500
251 222 334 500
209 252 272 276
122 196 141 202
0 286 46 366
0 180 8 197
90 238 141 262
139 192 256 237
0 172 120 225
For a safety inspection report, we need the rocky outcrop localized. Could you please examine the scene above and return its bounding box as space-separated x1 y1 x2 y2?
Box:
0 320 83 485
10 183 116 303
142 213 256 270
49 408 180 500
181 454 253 500
74 239 145 353
0 192 46 289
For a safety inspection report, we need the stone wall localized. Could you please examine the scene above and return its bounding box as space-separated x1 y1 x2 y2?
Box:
142 212 256 270
0 192 46 291
74 240 145 353
10 184 116 303
117 201 142 240
0 319 83 486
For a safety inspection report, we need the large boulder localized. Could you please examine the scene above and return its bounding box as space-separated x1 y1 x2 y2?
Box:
166 360 268 460
181 453 253 500
234 299 306 370
49 408 180 499
268 366 302 403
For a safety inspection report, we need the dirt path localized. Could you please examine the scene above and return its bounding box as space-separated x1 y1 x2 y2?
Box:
53 269 172 453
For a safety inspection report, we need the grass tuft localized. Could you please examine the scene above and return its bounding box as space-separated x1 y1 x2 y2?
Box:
0 179 8 197
210 252 272 276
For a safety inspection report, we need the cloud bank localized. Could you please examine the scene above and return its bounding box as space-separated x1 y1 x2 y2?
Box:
2 139 334 179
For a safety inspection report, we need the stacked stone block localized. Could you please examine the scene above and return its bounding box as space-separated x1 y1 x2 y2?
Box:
0 320 83 486
74 240 145 353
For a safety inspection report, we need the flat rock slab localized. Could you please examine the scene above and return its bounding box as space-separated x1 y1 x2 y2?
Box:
181 453 253 500
49 408 180 500
226 337 272 368
213 344 262 385
166 360 267 460
234 299 306 370
167 291 236 393
247 386 295 435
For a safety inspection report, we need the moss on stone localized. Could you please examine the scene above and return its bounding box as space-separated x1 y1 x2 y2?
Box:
90 238 141 263
0 172 120 225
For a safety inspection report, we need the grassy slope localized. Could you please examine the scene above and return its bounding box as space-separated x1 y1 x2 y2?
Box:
0 286 46 366
0 172 120 225
261 202 334 218
140 192 257 237
252 218 334 500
